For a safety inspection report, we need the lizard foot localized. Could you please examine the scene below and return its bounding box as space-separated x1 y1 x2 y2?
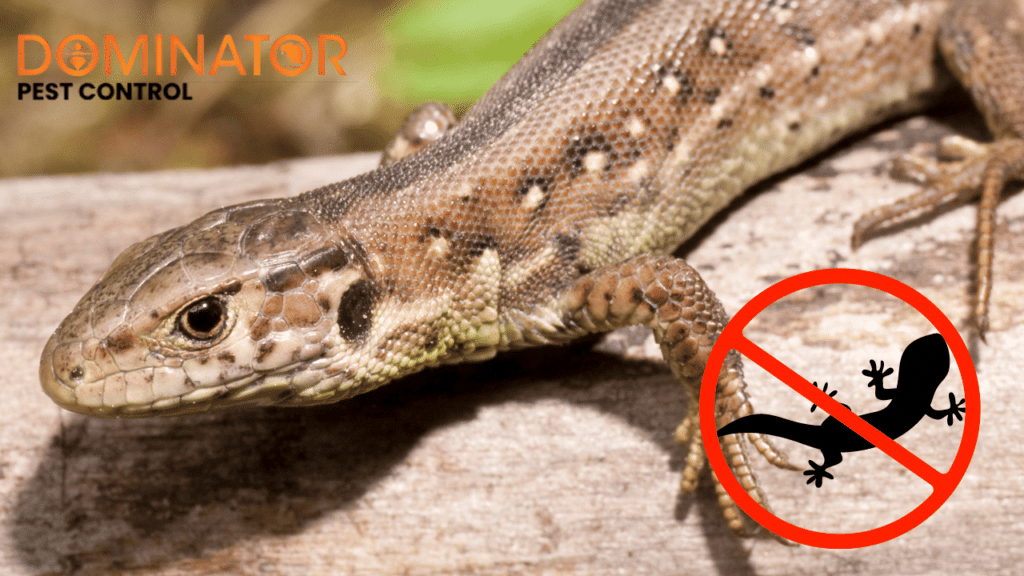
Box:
944 392 966 425
851 136 1024 340
803 460 835 488
810 381 837 412
861 359 894 388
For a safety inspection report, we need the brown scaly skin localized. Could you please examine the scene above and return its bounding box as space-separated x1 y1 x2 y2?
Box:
40 0 1024 537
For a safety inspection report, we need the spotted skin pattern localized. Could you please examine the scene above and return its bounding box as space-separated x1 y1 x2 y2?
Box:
40 0 1024 536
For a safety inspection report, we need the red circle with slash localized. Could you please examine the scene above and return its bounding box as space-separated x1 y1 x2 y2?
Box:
699 268 979 548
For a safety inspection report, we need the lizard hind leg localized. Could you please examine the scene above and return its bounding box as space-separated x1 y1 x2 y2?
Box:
804 450 844 488
851 137 1024 339
854 0 1024 340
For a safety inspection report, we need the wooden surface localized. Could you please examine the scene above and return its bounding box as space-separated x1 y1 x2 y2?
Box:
3 109 1024 575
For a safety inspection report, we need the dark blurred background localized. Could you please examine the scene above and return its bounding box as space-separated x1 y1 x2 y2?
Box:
1 0 580 177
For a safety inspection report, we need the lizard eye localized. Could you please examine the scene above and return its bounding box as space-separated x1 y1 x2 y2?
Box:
176 296 228 341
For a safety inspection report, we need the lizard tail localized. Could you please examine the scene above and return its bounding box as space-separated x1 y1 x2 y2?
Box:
716 414 822 450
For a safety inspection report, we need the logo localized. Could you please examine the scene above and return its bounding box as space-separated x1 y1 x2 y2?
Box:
16 34 347 101
700 269 979 548
63 40 93 72
278 41 306 70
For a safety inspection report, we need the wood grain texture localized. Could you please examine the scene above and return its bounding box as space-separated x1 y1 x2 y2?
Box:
3 109 1023 575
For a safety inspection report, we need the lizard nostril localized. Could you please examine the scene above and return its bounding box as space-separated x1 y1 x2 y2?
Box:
69 366 84 381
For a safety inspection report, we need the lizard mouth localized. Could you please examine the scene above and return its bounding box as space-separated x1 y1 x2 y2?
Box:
38 330 302 418
39 332 81 412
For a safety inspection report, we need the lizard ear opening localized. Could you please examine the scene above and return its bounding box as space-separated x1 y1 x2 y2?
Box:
337 279 376 343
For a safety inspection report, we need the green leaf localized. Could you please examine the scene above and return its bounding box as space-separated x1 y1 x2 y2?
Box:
381 0 580 104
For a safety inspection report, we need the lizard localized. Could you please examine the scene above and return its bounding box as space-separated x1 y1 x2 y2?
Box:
37 0 1024 537
716 333 966 487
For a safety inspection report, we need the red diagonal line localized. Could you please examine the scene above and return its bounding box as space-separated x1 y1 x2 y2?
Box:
734 334 944 487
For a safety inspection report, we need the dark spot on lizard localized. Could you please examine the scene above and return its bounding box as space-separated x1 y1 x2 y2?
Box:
703 87 721 104
789 121 801 132
782 23 816 46
666 126 679 152
759 85 775 99
622 144 643 164
217 352 236 363
263 264 305 294
564 128 616 179
631 288 644 304
337 279 376 342
702 26 733 56
716 118 733 130
653 61 695 104
250 317 272 341
417 223 442 243
807 66 820 82
300 245 350 276
254 340 276 363
465 232 500 258
912 22 922 38
318 296 331 311
418 219 458 243
424 335 439 350
103 327 135 353
516 174 555 209
553 232 581 263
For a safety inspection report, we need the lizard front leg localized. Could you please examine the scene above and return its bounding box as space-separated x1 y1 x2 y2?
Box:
380 102 458 167
548 254 794 536
926 392 967 425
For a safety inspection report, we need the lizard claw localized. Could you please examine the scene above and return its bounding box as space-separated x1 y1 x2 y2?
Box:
803 460 834 488
862 359 893 387
946 392 966 425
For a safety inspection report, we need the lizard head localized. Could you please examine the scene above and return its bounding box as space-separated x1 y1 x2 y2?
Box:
39 195 489 417
897 333 950 392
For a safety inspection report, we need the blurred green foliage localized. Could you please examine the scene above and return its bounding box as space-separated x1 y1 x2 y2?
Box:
383 0 580 103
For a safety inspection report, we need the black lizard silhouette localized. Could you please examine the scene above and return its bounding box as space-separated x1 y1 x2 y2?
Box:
716 333 965 487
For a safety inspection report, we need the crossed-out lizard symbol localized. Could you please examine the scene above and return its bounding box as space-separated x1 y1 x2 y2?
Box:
717 333 966 487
